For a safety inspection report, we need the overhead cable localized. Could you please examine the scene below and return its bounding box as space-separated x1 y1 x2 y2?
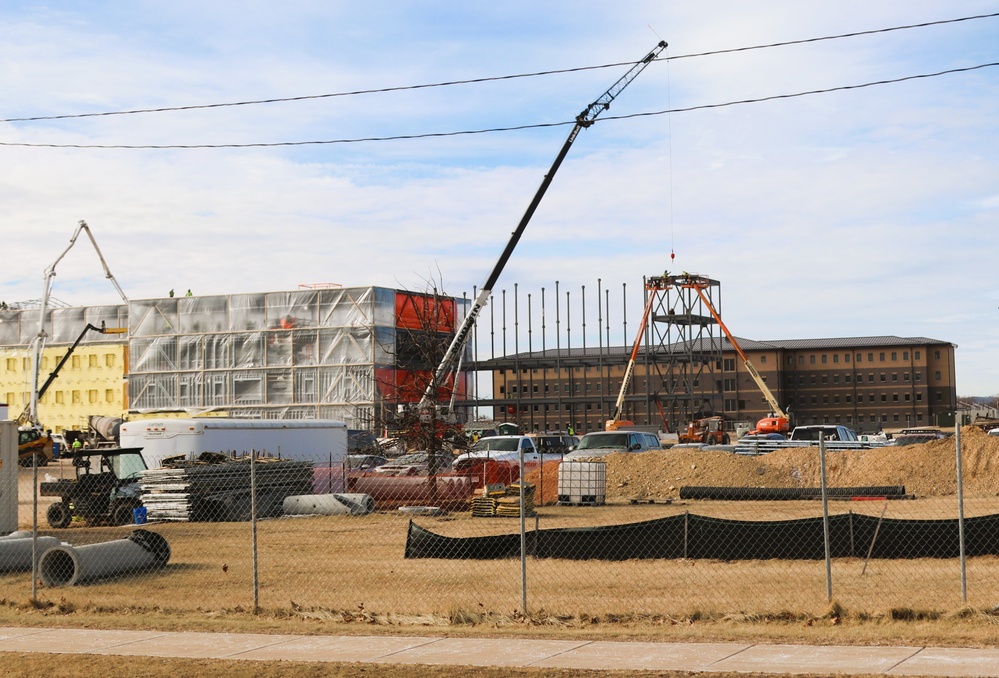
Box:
1 10 997 124
1 62 995 150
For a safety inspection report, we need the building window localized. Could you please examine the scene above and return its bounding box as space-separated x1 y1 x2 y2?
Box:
891 352 897 361
845 395 852 403
799 356 804 364
72 355 81 369
934 371 942 380
723 358 736 371
903 351 909 360
868 374 875 383
916 393 923 402
879 352 886 361
833 375 839 384
55 392 64 404
724 378 735 391
845 374 852 382
106 389 114 402
892 394 899 402
724 399 737 411
821 375 828 384
88 390 98 403
72 390 81 404
833 354 839 364
868 353 874 362
787 356 794 365
881 394 887 402
6 358 16 371
904 393 910 402
809 355 816 364
105 353 115 367
915 351 921 360
935 350 941 359
891 373 898 382
845 353 851 363
499 386 505 394
880 374 886 382
903 373 910 381
810 375 817 385
821 354 827 364
89 354 98 367
760 355 767 364
869 395 876 403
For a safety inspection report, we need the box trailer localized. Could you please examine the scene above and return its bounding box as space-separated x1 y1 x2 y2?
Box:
119 418 348 470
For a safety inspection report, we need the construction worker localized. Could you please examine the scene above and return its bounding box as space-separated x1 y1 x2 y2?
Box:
71 437 83 454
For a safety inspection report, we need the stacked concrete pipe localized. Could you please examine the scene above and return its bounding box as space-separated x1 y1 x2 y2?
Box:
39 529 171 587
0 531 63 572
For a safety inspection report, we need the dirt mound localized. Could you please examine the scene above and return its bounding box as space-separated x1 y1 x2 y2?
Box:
529 426 999 503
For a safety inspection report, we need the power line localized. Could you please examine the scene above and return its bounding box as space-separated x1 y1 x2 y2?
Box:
1 62 995 150
2 10 997 124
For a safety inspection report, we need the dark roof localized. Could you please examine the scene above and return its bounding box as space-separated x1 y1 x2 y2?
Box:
471 335 953 367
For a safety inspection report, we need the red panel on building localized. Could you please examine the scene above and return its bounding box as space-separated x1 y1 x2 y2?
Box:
395 293 456 332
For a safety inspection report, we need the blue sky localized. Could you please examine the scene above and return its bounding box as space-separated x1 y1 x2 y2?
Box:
1 2 998 395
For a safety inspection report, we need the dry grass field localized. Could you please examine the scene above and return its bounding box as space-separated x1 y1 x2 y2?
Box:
4 428 999 659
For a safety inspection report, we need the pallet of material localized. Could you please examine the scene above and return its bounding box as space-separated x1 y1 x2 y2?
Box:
139 457 314 522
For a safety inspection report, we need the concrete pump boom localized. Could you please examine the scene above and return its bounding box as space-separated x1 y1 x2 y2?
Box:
420 40 668 408
28 220 128 426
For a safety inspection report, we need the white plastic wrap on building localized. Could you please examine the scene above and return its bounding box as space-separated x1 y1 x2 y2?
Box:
127 287 396 427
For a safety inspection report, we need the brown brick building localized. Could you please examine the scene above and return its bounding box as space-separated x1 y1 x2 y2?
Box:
473 336 957 435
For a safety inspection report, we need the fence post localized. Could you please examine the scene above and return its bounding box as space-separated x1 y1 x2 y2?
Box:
251 449 259 613
955 422 967 603
519 446 527 615
819 434 832 601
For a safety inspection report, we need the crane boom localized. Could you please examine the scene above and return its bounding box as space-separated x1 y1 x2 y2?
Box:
28 220 128 426
421 40 668 408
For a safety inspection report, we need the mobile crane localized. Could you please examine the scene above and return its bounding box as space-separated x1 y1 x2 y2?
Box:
418 40 668 415
677 274 792 435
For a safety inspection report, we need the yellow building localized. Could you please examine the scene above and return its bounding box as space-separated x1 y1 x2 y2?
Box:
0 305 129 433
0 342 129 433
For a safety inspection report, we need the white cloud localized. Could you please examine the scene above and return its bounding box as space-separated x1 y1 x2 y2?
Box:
1 1 998 395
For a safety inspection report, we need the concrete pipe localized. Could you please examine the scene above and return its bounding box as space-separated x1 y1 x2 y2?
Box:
283 492 375 516
0 536 63 572
333 493 375 515
39 529 170 587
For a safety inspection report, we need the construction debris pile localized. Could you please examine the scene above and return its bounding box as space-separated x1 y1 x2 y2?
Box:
139 454 314 522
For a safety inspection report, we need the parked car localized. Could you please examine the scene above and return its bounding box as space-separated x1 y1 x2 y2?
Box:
788 425 859 442
989 428 999 438
373 451 453 476
346 454 388 471
563 430 661 460
890 430 950 447
527 433 579 455
453 436 547 470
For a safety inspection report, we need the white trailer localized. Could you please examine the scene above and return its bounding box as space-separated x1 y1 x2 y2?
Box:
119 418 347 470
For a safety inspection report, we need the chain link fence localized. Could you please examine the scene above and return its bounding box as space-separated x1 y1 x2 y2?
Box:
3 425 999 620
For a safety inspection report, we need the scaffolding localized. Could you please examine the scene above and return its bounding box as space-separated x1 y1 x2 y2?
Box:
127 287 397 428
643 274 724 433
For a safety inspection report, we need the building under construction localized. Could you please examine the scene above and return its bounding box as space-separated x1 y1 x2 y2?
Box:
466 274 958 435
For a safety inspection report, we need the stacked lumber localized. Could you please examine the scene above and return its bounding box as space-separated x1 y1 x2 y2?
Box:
475 482 536 518
139 457 314 522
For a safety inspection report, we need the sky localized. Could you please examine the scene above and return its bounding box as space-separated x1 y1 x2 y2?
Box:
1 2 997 396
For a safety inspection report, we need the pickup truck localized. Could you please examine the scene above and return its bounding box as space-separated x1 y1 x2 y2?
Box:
563 430 662 460
453 435 564 469
788 425 859 442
